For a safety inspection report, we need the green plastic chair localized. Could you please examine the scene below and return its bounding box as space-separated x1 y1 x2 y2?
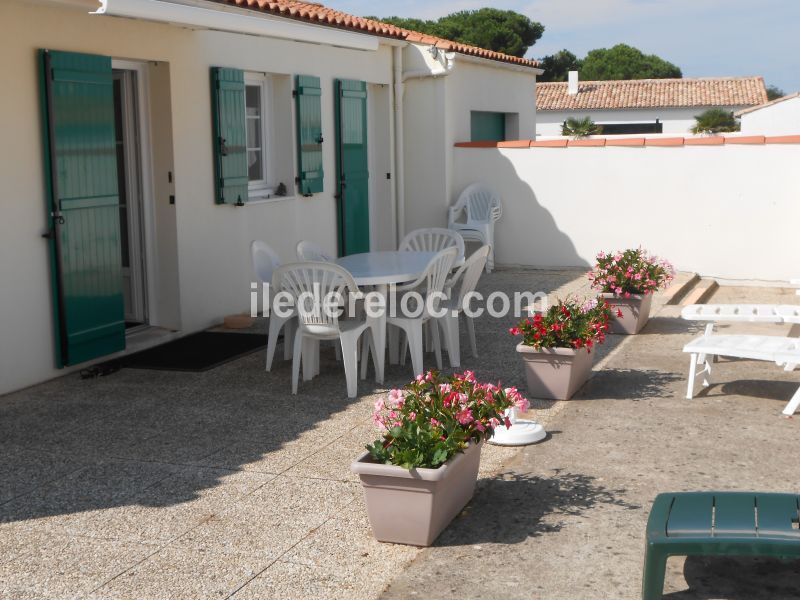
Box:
643 492 800 599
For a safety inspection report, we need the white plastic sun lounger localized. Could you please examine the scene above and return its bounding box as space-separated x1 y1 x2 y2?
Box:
681 304 800 325
683 334 800 416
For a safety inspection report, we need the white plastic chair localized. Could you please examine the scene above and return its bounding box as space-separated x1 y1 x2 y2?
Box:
274 262 372 398
436 245 490 367
399 228 465 262
385 247 458 377
296 240 334 262
447 183 502 272
250 240 295 371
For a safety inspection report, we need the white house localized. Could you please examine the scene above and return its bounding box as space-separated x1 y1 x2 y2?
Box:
738 93 800 135
0 0 541 395
536 73 767 136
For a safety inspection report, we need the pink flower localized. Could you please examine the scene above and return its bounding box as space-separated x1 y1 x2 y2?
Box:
430 418 441 428
373 398 385 412
456 407 474 425
505 386 530 412
475 421 486 432
387 388 404 408
409 411 417 420
439 383 452 395
462 370 476 383
372 413 387 431
509 327 521 336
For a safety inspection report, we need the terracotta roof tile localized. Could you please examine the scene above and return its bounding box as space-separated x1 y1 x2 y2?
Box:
537 77 768 111
210 0 539 69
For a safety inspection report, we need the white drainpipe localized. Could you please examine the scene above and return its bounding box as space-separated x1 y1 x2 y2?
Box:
394 47 455 243
392 46 405 247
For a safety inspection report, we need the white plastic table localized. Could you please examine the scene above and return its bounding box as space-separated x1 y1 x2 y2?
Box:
336 250 437 383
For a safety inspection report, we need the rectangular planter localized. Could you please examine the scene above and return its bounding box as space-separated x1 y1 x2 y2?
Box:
601 293 653 335
350 441 483 546
516 343 593 400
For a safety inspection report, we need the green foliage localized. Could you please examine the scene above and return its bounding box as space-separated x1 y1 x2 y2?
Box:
374 9 544 57
367 371 527 469
538 49 582 82
766 85 785 101
579 44 682 80
561 116 601 138
510 298 613 351
690 108 740 134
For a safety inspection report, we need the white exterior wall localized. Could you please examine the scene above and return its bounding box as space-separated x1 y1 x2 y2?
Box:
0 0 397 394
402 45 537 234
453 143 800 281
740 97 800 135
536 106 751 137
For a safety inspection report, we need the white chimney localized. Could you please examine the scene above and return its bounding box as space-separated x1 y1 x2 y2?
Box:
568 70 579 95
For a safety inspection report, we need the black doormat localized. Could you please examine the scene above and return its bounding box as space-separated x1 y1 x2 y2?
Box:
120 331 266 372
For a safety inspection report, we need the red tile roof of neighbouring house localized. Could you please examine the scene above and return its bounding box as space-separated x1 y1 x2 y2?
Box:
208 0 540 69
537 77 768 111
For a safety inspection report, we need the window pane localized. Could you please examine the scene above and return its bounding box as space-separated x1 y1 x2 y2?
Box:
248 149 263 181
246 85 261 117
247 117 261 150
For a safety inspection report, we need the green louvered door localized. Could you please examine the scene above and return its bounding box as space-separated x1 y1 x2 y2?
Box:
295 75 324 196
40 50 125 367
211 67 248 205
335 79 369 256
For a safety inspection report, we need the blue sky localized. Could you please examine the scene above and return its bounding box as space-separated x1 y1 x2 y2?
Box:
324 0 800 93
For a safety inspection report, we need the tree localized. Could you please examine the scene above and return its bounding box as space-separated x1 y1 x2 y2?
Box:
374 9 544 58
538 49 582 82
562 116 601 138
766 85 785 101
691 108 739 134
579 44 681 80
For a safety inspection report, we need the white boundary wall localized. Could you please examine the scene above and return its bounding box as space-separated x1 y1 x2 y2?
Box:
453 142 800 281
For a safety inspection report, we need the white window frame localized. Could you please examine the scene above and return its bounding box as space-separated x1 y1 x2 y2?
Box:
244 73 274 199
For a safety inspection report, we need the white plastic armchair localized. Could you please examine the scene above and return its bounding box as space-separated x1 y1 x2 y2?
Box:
296 240 334 262
399 228 465 262
273 262 372 398
437 245 490 367
250 240 295 371
385 247 458 377
447 183 502 272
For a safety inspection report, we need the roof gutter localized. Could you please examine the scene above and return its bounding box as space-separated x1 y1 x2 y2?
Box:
92 0 380 51
453 52 543 75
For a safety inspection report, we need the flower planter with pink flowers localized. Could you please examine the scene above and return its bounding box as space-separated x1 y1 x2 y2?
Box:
510 297 612 400
589 248 674 335
351 439 483 547
516 343 594 400
352 371 529 546
600 292 653 335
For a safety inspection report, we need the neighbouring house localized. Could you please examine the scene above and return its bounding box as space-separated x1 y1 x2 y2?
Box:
536 73 767 136
0 0 541 395
737 93 800 135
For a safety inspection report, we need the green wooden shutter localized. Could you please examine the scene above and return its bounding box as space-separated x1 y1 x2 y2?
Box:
335 79 370 256
211 67 248 205
295 75 324 196
40 49 125 367
470 111 506 142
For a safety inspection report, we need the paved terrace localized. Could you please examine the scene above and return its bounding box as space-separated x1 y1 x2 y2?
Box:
1 271 800 599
